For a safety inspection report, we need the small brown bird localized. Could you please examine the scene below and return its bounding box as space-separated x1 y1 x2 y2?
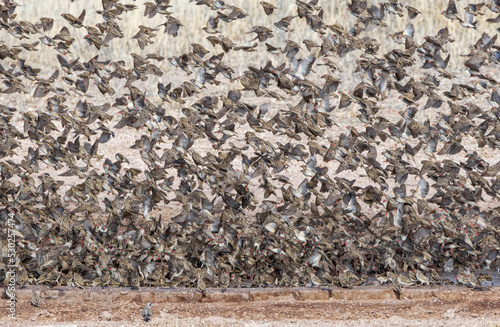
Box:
415 270 431 285
159 16 183 37
203 16 220 34
31 290 40 307
465 3 486 16
132 25 158 50
265 42 282 54
73 272 86 289
338 269 354 289
38 17 54 32
303 39 320 51
61 9 86 28
16 41 39 51
441 0 461 21
197 277 207 298
392 278 402 299
191 43 210 58
282 39 301 59
260 1 277 16
398 274 415 287
405 5 421 19
219 271 230 289
456 270 471 286
3 287 16 301
347 0 368 17
274 15 296 32
247 26 274 42
310 272 323 286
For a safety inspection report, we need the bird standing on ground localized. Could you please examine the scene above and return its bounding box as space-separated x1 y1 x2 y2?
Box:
31 290 40 307
392 278 402 299
198 277 207 298
142 302 152 322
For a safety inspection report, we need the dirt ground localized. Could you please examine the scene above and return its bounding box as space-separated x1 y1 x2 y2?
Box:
1 286 499 326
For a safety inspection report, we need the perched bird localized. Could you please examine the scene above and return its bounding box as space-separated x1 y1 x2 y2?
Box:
310 272 323 287
219 271 230 289
338 269 354 289
415 270 431 285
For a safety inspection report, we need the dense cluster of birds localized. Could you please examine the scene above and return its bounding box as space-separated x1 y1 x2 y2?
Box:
1 0 500 305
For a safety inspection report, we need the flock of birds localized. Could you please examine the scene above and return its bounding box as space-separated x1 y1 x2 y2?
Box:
1 0 500 312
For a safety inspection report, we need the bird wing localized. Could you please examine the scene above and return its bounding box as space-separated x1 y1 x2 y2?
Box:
417 177 429 198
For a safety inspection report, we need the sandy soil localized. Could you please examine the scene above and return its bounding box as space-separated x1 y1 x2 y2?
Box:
1 286 499 326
